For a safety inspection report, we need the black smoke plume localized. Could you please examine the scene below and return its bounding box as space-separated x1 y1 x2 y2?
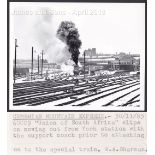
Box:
57 21 82 66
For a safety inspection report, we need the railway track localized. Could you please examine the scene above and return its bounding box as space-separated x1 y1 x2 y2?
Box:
13 80 118 105
56 81 139 107
13 75 136 98
121 94 140 106
13 75 140 107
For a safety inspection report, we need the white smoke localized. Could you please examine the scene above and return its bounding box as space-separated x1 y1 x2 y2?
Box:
61 59 74 75
78 61 82 67
32 7 71 64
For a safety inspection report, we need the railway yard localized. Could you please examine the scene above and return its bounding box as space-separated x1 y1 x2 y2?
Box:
12 72 141 110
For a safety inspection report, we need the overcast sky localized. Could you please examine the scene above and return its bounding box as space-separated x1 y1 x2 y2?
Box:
10 2 145 61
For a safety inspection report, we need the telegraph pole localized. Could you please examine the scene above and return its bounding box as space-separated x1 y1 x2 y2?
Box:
41 50 45 77
38 55 40 75
31 46 34 81
84 51 86 79
119 59 120 70
14 39 18 83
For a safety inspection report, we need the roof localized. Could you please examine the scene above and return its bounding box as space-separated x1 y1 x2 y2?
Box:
115 53 135 61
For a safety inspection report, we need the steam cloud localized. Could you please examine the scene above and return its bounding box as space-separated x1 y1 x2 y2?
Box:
32 8 71 64
31 9 82 75
56 21 82 66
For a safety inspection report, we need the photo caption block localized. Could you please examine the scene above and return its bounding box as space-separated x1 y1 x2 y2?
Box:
8 112 147 154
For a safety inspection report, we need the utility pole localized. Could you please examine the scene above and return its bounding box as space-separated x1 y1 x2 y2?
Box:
119 59 120 70
41 50 45 77
84 51 85 79
38 55 40 75
14 39 18 83
31 46 34 81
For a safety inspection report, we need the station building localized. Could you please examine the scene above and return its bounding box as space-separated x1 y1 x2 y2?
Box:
79 50 140 74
